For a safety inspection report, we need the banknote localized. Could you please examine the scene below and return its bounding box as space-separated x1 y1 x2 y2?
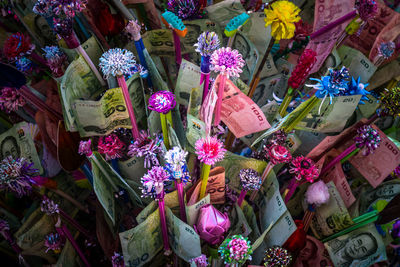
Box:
338 46 377 83
347 125 400 188
241 201 261 243
294 235 334 267
233 78 250 95
359 180 400 214
228 204 252 237
175 59 201 106
118 157 147 186
185 194 210 226
286 183 308 218
59 54 103 131
310 182 353 239
205 0 245 29
188 85 204 119
73 87 130 137
215 75 271 138
306 0 355 74
295 95 361 133
357 94 380 120
63 36 103 68
56 235 79 267
120 208 162 267
143 49 169 92
186 166 225 205
251 74 282 106
143 30 174 57
166 207 202 262
186 114 206 147
0 122 43 174
231 32 259 83
324 223 387 267
368 58 400 90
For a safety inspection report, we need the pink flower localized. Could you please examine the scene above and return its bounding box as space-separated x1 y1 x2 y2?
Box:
195 136 226 165
266 144 292 165
305 180 329 206
0 87 25 113
289 156 319 183
78 140 92 157
98 134 125 160
210 47 245 77
141 166 170 199
288 49 317 89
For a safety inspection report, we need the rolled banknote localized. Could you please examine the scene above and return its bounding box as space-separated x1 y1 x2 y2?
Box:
338 46 377 83
359 180 400 214
294 235 334 267
175 59 201 106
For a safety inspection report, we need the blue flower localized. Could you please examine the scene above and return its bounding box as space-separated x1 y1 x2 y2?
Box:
99 48 136 78
308 76 342 104
345 77 370 105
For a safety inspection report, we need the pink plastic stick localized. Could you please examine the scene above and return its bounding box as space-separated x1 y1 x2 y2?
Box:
249 162 273 202
158 198 171 254
237 189 247 207
59 209 92 239
117 75 140 139
176 180 187 223
173 31 182 65
214 74 227 126
310 10 357 39
320 143 357 176
202 73 210 104
57 225 91 267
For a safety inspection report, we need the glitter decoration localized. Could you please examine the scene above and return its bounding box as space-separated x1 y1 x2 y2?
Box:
111 252 124 267
40 198 60 215
164 147 190 184
42 46 67 77
98 134 125 161
33 0 55 17
354 125 381 156
99 48 136 78
329 67 350 91
378 41 396 60
239 169 261 191
167 0 200 20
0 87 26 113
128 130 163 168
53 0 87 18
355 0 378 22
288 49 317 89
53 17 74 36
148 91 176 114
45 232 64 253
264 1 301 40
265 144 292 165
195 136 226 166
210 47 245 78
189 254 209 267
3 33 35 60
289 156 319 183
194 32 220 57
140 166 170 199
264 246 292 267
305 180 330 206
380 87 400 117
0 157 38 197
345 77 370 105
218 235 253 265
15 57 33 73
78 140 92 157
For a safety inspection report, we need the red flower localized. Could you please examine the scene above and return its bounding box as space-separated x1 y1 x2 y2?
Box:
3 33 34 60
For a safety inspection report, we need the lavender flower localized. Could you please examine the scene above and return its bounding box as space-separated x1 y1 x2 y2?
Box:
128 131 163 168
78 140 92 157
53 0 87 18
40 198 59 215
33 0 56 17
148 91 176 114
354 125 380 155
140 166 170 199
378 41 396 60
125 20 141 41
99 48 136 78
189 254 209 267
167 0 200 20
194 32 220 57
42 46 67 76
239 169 261 191
210 47 245 78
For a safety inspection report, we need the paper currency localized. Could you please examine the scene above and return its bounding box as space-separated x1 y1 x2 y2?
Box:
368 58 400 90
63 36 103 68
251 74 282 106
228 204 252 237
205 0 245 29
73 87 130 137
359 180 400 214
56 236 79 266
307 0 355 74
175 60 201 106
118 156 147 185
310 182 353 239
166 208 202 262
232 32 259 83
186 114 206 147
294 235 334 267
186 194 210 226
143 49 169 92
295 95 361 133
214 75 271 138
264 210 297 248
142 29 174 57
338 46 377 83
120 208 162 267
324 223 387 267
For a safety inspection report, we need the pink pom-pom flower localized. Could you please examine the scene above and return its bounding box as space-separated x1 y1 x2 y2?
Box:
98 134 125 161
305 180 330 206
195 136 226 165
210 47 245 78
78 140 92 157
289 156 319 183
0 87 25 113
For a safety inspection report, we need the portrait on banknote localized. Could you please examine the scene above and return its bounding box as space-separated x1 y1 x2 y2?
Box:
294 235 333 267
359 180 400 213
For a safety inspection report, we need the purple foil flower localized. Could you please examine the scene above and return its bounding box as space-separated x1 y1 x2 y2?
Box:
0 87 25 113
140 166 170 199
164 147 190 184
40 198 60 215
0 157 38 197
42 46 67 77
195 136 226 166
289 156 319 183
218 235 253 265
167 0 200 20
148 91 176 114
354 125 380 155
189 254 209 267
53 17 74 37
378 41 396 60
194 32 220 57
239 169 261 191
53 0 87 17
195 204 230 245
264 246 292 267
111 252 124 267
210 47 245 78
128 130 162 168
99 48 136 78
78 140 92 157
98 134 125 161
45 232 64 253
356 0 378 22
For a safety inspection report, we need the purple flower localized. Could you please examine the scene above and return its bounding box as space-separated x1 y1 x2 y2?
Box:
40 198 59 215
99 48 136 78
0 157 38 197
33 0 56 17
218 235 252 265
140 166 170 199
167 0 200 20
189 254 208 267
0 87 25 113
78 140 92 157
45 232 64 253
164 147 190 184
210 47 245 78
98 134 125 160
264 246 292 267
354 125 380 155
390 220 400 240
128 130 163 168
42 46 67 77
239 169 261 191
111 252 124 267
125 20 141 41
289 156 319 183
356 0 378 22
195 136 226 165
53 17 74 37
265 144 292 165
148 91 176 114
0 219 10 233
194 32 220 57
53 0 87 17
378 41 396 60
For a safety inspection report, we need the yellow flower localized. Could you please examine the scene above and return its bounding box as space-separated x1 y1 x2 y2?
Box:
264 1 301 40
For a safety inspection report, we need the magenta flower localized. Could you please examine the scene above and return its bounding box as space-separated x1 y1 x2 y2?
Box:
78 140 92 157
210 47 245 78
0 87 25 113
218 235 252 265
354 125 381 156
40 198 60 215
128 130 163 168
289 156 319 183
141 166 170 199
44 232 64 253
111 252 124 267
195 136 226 165
189 254 208 267
265 144 292 165
148 91 176 114
356 0 378 22
98 134 125 160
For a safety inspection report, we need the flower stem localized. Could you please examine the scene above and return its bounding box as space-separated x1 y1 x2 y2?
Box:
199 164 212 200
117 75 140 139
160 113 170 150
237 189 247 207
